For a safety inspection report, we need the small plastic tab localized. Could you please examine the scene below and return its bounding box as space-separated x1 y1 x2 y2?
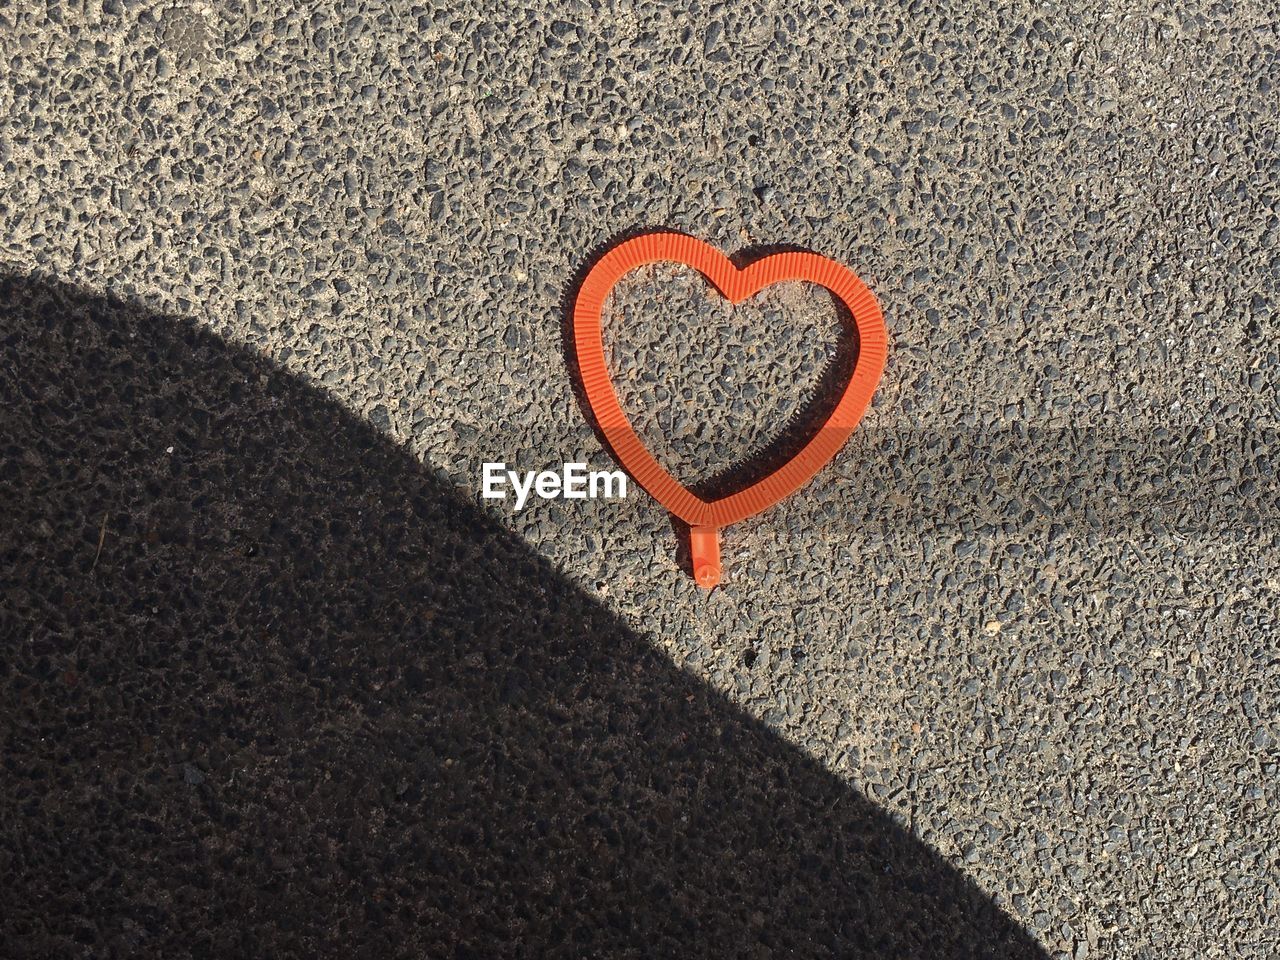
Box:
689 526 721 589
570 231 886 587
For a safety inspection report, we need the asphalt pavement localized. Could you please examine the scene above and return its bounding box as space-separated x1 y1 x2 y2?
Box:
2 1 1277 957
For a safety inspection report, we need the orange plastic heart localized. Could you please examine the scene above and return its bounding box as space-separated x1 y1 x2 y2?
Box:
571 231 887 588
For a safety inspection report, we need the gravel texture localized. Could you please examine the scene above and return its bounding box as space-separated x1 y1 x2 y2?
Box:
2 1 1278 958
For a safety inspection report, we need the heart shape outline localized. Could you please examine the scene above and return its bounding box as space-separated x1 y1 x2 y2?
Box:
571 231 887 583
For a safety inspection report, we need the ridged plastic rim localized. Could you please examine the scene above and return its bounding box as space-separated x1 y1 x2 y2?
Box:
572 231 887 529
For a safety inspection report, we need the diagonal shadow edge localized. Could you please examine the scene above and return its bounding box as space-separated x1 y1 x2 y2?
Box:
1 271 1047 959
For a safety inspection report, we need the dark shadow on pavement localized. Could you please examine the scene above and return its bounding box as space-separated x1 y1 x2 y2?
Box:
0 274 1047 959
